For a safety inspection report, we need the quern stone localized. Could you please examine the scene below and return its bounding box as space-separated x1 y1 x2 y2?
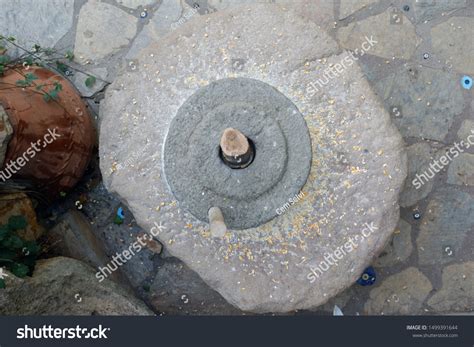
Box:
100 4 406 312
163 78 312 229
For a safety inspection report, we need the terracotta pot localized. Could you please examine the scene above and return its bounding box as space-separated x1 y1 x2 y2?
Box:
0 66 95 200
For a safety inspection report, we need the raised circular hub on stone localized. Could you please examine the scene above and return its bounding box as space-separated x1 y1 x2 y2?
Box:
163 77 312 230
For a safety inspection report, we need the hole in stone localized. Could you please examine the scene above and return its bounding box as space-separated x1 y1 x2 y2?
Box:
219 137 255 169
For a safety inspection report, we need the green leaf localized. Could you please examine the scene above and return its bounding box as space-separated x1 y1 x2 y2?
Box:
8 216 27 231
85 76 96 88
9 262 29 278
43 48 55 56
35 84 45 91
23 241 40 256
0 55 9 64
53 82 63 92
7 36 15 42
22 255 36 268
24 56 34 66
0 278 5 289
0 225 10 241
56 61 68 74
15 75 37 87
65 51 74 61
43 89 58 102
0 248 17 261
25 73 38 83
33 44 41 52
49 89 58 99
15 79 29 87
113 215 123 225
3 235 24 250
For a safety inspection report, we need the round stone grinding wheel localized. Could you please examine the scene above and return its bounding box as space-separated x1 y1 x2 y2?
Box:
163 77 312 230
100 4 407 313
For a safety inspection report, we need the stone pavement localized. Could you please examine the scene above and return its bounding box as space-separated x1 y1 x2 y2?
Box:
1 0 472 314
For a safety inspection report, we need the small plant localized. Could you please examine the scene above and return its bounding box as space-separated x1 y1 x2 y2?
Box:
0 34 104 95
0 215 40 288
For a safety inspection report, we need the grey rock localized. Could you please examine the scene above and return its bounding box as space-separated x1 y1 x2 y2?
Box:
0 257 153 315
116 0 154 9
400 143 438 207
414 0 467 24
100 4 406 312
447 153 474 186
337 8 421 60
427 262 474 313
417 188 474 266
125 25 155 60
373 64 464 142
149 258 242 315
48 210 128 284
207 0 335 29
282 0 335 29
74 0 138 64
125 0 183 59
318 286 355 313
0 0 74 58
127 0 336 60
78 183 156 291
365 267 432 315
431 17 474 74
375 219 412 267
170 2 201 31
457 119 474 141
72 67 108 98
339 0 378 19
150 0 182 33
